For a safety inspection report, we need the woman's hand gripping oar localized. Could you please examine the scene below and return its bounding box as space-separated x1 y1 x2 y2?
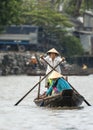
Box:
14 59 64 106
41 57 91 106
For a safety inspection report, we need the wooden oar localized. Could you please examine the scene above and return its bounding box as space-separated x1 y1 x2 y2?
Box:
37 76 41 99
35 53 45 69
41 57 91 106
14 59 63 106
67 82 91 106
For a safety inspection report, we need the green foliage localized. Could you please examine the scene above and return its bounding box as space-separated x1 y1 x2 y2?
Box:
22 0 72 28
60 35 84 57
62 0 93 17
0 0 22 26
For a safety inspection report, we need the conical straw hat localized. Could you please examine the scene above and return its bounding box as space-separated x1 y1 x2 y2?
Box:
47 48 59 55
48 71 63 79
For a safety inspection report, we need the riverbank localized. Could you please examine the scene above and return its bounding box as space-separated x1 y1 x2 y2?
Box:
0 51 42 75
0 51 93 76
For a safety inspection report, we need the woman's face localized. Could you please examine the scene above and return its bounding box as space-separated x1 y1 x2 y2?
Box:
49 53 57 59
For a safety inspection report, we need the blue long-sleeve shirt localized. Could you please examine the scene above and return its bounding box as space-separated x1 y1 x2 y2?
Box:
46 78 72 96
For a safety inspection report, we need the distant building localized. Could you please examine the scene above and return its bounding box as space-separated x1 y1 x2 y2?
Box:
83 11 93 28
0 25 43 51
73 10 93 55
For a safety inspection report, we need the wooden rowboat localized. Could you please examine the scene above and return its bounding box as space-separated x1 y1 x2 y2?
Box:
34 89 84 108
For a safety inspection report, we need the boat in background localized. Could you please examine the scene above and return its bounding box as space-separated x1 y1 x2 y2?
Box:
26 68 45 76
26 63 93 76
61 64 93 76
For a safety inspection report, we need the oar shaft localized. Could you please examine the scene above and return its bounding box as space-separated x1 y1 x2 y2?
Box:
67 82 91 106
15 80 41 106
35 54 42 69
37 76 41 99
83 99 91 106
15 59 63 106
42 57 58 71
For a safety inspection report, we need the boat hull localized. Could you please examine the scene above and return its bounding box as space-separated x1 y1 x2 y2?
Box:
34 90 84 108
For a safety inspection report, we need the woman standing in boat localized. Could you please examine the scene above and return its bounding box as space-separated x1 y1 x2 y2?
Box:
40 48 66 88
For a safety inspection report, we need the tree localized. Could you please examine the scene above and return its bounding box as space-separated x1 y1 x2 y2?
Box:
0 0 22 28
22 0 72 27
61 35 84 57
57 0 93 17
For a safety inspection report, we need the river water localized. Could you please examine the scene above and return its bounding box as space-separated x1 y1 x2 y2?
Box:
0 75 93 130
